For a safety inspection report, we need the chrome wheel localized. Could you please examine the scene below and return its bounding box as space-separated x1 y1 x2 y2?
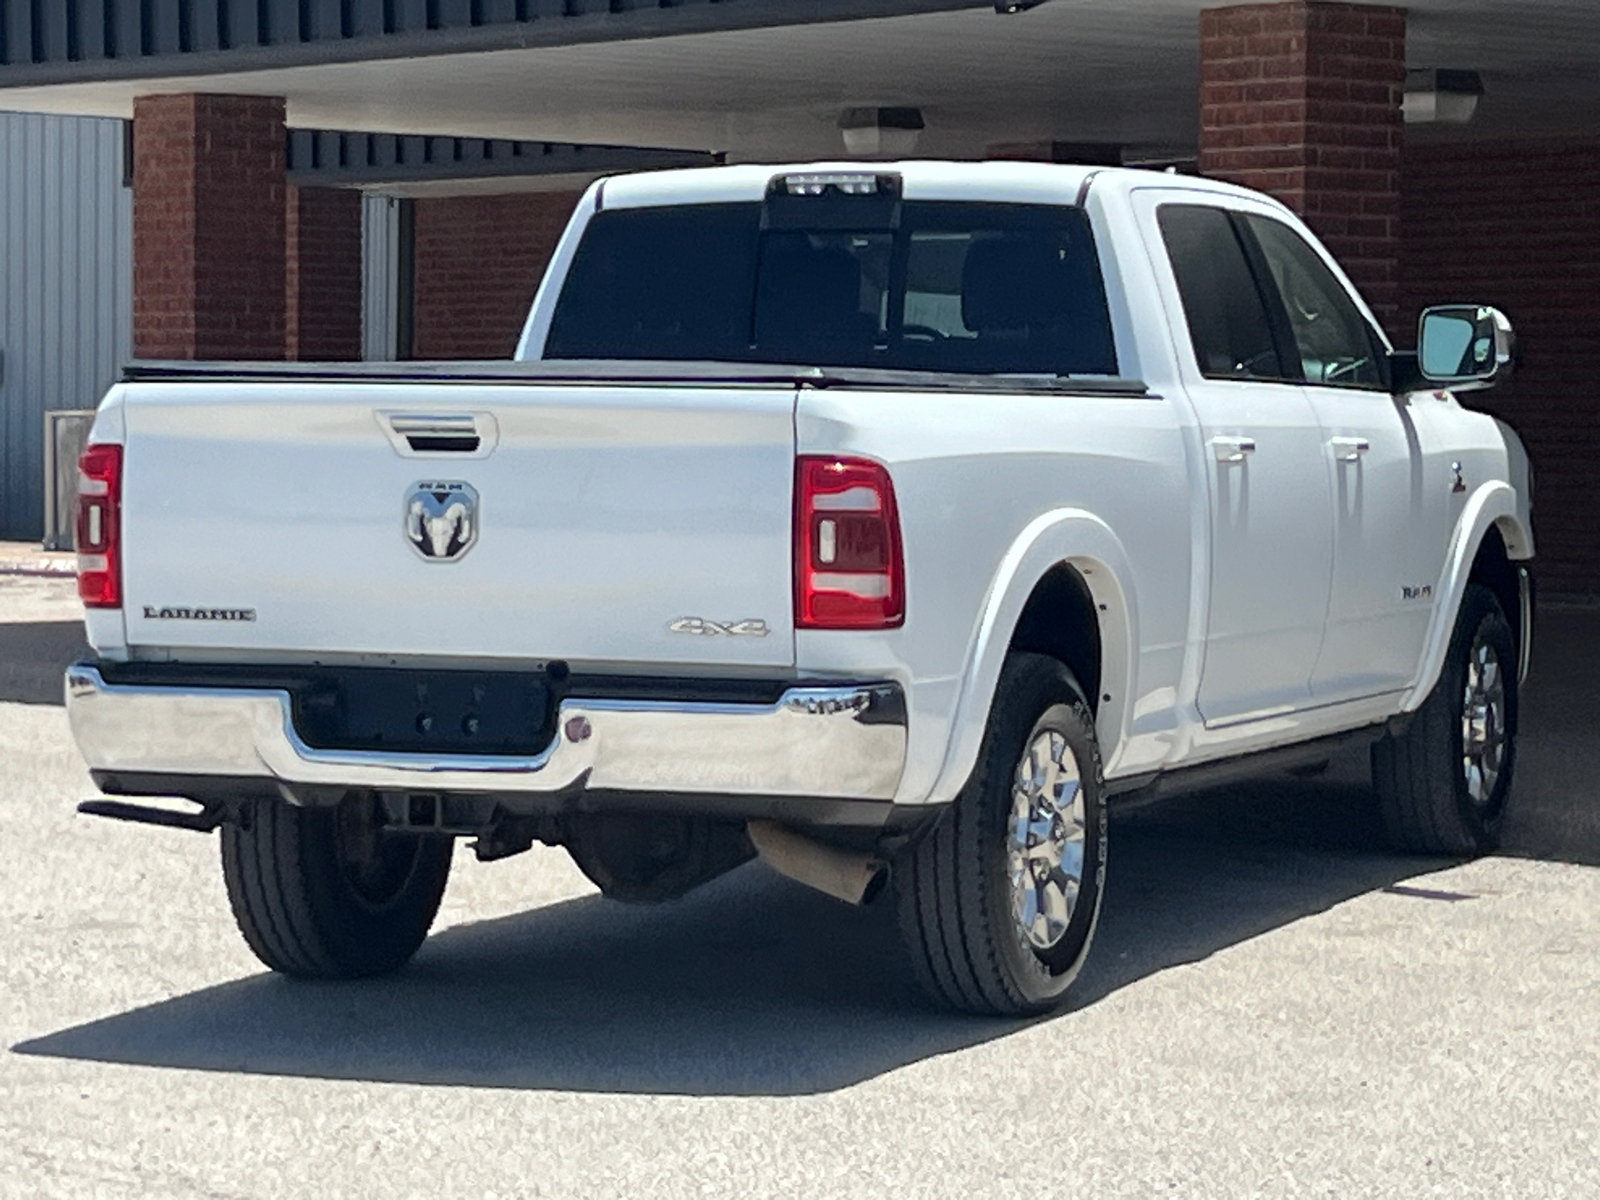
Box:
1007 728 1086 952
1461 633 1508 805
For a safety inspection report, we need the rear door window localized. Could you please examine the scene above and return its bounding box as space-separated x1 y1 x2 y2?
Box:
1156 204 1289 381
545 200 1118 376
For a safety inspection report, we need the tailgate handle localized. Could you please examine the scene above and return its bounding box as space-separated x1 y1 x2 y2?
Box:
387 413 482 454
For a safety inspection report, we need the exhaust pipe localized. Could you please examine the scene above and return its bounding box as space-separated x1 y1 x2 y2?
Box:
746 819 888 906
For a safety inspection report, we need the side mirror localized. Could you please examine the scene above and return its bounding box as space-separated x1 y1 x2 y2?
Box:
1417 304 1515 391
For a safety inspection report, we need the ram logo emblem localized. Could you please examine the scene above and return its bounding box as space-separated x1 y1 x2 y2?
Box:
406 481 478 562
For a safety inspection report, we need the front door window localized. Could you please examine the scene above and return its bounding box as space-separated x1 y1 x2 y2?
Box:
1244 215 1386 390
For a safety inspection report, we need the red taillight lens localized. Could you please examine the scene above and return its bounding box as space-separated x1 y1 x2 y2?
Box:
794 455 904 630
76 443 123 608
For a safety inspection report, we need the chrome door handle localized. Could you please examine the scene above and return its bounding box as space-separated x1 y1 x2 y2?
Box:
1211 435 1257 463
1330 436 1371 462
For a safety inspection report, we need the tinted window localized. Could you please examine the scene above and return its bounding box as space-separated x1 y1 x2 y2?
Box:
752 230 892 360
544 204 761 361
1157 205 1286 381
893 215 1117 375
546 201 1118 376
1245 216 1385 389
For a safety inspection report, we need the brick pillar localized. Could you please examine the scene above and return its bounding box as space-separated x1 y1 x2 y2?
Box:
286 184 364 361
411 192 582 359
1199 2 1405 328
132 93 287 360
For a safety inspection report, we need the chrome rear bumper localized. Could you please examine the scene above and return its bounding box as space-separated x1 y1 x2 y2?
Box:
65 664 906 801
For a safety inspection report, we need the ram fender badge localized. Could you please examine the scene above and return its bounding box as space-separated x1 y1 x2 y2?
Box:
669 617 771 638
406 481 478 562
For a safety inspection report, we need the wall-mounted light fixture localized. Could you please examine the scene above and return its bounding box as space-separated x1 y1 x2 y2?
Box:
839 107 925 157
1403 69 1484 125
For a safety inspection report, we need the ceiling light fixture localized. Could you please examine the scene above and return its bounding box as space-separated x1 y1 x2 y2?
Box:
1402 69 1484 125
838 107 925 158
995 0 1051 11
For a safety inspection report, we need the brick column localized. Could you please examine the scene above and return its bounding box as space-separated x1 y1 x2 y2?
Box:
286 184 364 361
411 192 581 359
1199 2 1405 328
132 93 287 360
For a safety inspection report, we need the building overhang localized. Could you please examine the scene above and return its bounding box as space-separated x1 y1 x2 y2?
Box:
0 0 985 87
2 0 1598 163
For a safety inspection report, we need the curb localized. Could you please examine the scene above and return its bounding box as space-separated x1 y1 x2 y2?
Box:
0 558 77 579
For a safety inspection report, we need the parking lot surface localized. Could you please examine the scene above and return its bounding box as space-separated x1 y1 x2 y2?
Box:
2 572 1598 1197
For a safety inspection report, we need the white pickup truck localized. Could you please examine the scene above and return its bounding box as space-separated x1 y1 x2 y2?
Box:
66 162 1533 1015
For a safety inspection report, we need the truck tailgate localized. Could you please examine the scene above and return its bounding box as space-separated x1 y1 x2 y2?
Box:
117 382 798 669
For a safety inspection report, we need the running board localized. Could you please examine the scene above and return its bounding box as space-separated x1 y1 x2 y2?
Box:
78 798 224 832
1106 719 1403 808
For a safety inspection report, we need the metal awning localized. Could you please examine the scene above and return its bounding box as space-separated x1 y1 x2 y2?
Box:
0 0 979 85
1 1 1597 162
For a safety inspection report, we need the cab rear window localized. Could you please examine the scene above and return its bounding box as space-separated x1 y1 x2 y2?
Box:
544 201 1118 376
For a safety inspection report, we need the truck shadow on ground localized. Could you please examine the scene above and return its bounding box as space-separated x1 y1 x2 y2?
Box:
14 777 1445 1095
0 621 87 705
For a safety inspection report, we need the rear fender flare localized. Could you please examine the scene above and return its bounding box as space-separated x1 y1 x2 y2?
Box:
1402 481 1531 711
926 509 1137 805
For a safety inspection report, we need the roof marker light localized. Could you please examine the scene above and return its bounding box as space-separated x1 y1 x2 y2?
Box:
781 173 881 196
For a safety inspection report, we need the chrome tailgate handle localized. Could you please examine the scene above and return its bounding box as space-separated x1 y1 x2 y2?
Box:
379 411 499 456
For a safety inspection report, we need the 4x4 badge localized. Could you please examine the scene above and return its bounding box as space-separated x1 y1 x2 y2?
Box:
406 481 478 562
669 617 771 637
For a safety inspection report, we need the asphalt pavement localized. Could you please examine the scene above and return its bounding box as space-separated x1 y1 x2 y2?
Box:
2 573 1598 1197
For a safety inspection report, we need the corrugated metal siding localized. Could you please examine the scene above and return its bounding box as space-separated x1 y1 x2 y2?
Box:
0 110 131 540
291 130 716 187
0 1 976 86
362 193 400 362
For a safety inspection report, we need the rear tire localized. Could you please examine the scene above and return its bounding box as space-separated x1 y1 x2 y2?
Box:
895 652 1107 1016
1372 582 1518 855
221 794 452 978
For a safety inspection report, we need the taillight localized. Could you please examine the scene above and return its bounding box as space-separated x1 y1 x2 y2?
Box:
76 443 123 608
794 455 904 629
